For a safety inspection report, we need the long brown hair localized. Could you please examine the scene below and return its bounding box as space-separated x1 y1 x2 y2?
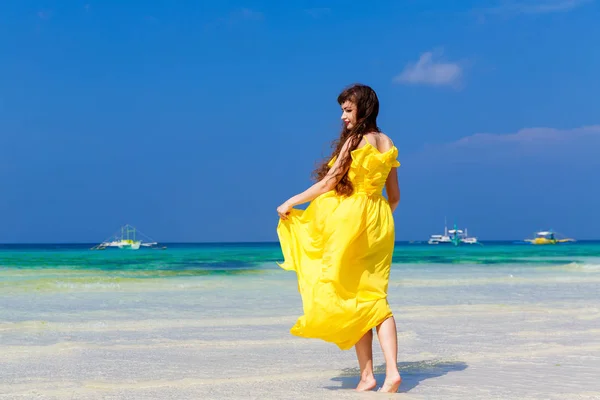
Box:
312 83 380 196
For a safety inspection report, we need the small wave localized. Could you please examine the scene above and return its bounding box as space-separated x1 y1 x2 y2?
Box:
543 262 600 272
54 281 122 289
391 273 600 288
0 276 138 293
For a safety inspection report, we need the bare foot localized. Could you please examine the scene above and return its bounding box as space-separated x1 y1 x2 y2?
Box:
378 374 401 393
355 377 377 392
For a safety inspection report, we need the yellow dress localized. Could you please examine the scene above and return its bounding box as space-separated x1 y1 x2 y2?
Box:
277 141 400 350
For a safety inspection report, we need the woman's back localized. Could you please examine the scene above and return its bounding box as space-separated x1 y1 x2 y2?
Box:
347 133 399 197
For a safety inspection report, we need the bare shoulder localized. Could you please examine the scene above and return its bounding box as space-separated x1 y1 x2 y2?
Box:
365 132 395 153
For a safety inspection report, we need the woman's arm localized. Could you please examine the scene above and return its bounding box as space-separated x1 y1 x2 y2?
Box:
277 140 352 219
385 167 400 212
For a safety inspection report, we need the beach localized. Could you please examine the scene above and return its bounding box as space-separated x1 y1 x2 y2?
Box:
1 243 599 399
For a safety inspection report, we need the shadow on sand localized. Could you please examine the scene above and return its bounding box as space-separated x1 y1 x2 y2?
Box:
326 359 468 393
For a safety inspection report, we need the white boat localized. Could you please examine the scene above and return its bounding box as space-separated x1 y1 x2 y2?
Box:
461 235 478 245
428 233 452 245
91 225 164 250
428 220 479 246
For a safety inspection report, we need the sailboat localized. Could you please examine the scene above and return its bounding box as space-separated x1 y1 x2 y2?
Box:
91 225 164 250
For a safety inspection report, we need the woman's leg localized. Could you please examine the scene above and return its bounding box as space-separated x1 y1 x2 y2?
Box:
354 329 377 391
375 316 401 392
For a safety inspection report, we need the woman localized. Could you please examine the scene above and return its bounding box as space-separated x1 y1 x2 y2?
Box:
276 84 402 393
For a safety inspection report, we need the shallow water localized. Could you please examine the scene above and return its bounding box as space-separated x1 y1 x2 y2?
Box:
1 242 599 399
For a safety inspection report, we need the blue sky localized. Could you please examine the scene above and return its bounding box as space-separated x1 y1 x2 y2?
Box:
1 0 599 243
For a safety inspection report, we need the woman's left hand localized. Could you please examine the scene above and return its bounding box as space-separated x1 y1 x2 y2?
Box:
277 202 292 220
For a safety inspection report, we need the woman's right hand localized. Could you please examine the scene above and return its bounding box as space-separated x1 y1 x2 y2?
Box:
277 202 292 220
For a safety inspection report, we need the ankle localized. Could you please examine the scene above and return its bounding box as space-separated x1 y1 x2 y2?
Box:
360 372 375 381
385 368 400 378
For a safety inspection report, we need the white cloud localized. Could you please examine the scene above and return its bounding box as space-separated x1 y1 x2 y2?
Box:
480 0 592 16
416 125 600 165
393 51 462 87
450 125 600 147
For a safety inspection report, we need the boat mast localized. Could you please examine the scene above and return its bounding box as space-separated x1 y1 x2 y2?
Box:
453 222 459 246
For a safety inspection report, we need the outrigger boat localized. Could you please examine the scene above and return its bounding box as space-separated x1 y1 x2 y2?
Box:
428 219 479 246
523 230 575 245
91 224 165 250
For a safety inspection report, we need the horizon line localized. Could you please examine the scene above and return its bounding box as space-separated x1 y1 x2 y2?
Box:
0 239 598 246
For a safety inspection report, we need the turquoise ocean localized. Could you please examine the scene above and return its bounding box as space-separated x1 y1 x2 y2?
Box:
2 240 600 276
1 241 599 294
